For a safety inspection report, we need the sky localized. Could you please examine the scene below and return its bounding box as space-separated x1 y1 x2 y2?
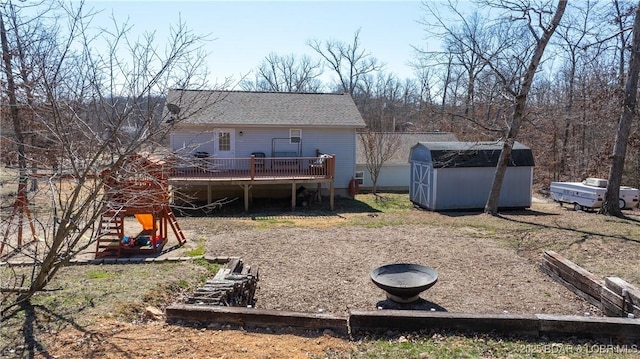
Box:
85 1 436 87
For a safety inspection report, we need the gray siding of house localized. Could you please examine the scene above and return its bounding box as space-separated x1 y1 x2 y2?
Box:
171 131 219 155
356 163 409 191
301 128 356 193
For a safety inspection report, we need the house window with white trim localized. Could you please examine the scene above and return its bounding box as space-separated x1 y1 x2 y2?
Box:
354 171 364 185
290 129 301 144
218 132 231 151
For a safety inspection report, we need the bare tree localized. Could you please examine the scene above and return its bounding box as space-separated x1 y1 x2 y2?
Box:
416 1 566 213
307 29 383 95
358 131 402 195
600 0 640 216
241 52 323 93
553 0 600 178
484 0 567 215
444 12 493 119
418 3 516 139
0 0 213 315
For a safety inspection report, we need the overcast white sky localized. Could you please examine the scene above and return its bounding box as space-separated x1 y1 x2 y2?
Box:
85 1 441 87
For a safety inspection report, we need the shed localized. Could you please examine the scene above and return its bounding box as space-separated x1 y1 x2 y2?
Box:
409 141 534 211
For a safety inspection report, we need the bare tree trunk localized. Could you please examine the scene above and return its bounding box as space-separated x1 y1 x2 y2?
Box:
0 9 27 187
485 0 567 215
559 62 575 176
600 1 640 216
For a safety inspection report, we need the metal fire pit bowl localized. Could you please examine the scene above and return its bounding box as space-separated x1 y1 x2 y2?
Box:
370 263 438 303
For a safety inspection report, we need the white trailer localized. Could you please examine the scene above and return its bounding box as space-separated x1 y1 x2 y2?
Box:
619 186 640 209
550 178 639 211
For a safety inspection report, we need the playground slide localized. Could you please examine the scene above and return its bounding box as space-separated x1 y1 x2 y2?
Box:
134 213 154 231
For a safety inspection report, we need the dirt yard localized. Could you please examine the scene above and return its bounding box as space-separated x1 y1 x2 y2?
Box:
9 195 640 358
193 218 597 316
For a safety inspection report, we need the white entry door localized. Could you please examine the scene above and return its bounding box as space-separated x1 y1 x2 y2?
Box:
213 129 235 169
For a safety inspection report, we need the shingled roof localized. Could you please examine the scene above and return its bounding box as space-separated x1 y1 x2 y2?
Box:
166 90 366 128
356 132 458 164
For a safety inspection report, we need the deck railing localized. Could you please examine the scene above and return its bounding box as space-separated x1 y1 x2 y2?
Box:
169 155 335 181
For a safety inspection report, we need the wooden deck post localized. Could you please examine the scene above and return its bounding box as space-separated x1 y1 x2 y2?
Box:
244 184 250 211
330 181 334 210
291 183 296 210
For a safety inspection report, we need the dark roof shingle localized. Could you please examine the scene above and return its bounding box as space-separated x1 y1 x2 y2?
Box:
411 141 535 168
166 90 366 127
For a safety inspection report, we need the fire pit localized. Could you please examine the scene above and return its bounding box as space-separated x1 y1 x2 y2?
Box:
370 263 438 303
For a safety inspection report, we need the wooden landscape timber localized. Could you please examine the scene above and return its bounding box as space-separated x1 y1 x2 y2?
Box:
187 257 259 307
541 250 640 318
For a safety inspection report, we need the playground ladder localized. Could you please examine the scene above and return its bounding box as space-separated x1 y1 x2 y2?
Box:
95 209 124 258
164 206 186 245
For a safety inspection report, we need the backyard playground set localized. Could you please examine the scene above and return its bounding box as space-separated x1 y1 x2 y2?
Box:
95 153 186 258
0 152 186 260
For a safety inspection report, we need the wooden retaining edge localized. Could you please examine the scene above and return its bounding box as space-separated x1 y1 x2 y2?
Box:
539 260 601 309
165 305 640 341
350 311 640 340
166 304 349 335
541 250 604 300
603 277 640 318
541 250 640 318
349 310 539 337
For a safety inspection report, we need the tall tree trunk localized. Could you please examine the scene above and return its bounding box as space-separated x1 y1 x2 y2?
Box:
600 1 640 216
0 9 27 181
484 0 567 215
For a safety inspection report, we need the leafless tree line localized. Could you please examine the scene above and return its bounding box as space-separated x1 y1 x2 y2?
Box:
240 1 640 197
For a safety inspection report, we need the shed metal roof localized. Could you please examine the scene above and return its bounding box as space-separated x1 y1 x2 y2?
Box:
412 141 535 168
166 90 366 128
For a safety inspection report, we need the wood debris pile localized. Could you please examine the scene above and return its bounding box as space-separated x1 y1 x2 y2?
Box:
188 258 259 307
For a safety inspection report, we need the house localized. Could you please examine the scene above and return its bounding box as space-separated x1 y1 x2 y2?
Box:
164 90 366 210
409 141 534 211
355 132 458 192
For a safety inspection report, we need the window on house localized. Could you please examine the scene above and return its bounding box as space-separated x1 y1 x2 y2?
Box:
290 129 301 144
354 171 364 185
218 132 231 151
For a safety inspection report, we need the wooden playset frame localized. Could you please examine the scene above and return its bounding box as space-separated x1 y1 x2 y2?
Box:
95 153 186 258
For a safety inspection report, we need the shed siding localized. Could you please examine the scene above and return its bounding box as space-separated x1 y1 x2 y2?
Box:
409 141 533 210
434 167 532 210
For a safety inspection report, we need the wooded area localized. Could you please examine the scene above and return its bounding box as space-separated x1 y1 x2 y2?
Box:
242 1 640 192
